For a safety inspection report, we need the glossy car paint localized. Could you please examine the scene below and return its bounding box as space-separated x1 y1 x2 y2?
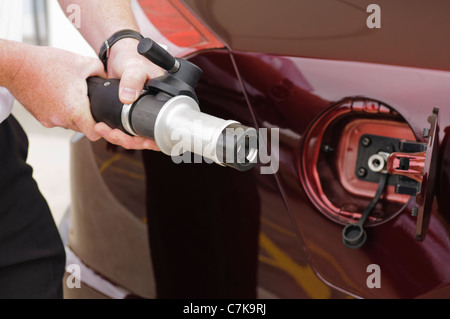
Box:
67 136 156 298
183 0 450 71
184 0 450 297
64 0 450 298
228 52 450 298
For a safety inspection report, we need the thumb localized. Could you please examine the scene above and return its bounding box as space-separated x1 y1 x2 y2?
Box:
118 65 147 104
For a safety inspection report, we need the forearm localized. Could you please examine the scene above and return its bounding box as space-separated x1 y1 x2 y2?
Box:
0 39 26 89
58 0 139 55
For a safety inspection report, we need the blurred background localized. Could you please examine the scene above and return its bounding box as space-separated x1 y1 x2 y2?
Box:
13 0 95 224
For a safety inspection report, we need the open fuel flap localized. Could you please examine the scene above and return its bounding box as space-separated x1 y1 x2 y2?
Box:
300 98 439 248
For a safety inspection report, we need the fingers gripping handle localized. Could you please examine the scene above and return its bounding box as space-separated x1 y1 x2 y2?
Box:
87 77 126 132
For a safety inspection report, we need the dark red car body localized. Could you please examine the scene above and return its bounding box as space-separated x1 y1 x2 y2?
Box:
62 0 450 299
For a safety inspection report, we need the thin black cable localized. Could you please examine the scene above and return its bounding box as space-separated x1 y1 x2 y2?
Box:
358 173 388 227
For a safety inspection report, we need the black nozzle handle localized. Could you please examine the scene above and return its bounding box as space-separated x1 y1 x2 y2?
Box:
87 76 125 132
138 38 178 72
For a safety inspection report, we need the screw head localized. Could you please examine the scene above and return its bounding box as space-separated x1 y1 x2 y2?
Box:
357 167 367 178
321 144 335 153
104 81 111 87
361 136 371 147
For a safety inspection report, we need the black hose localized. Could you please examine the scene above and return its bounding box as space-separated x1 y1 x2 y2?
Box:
342 173 388 248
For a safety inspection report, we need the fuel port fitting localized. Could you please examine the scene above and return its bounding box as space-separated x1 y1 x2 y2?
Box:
367 152 390 173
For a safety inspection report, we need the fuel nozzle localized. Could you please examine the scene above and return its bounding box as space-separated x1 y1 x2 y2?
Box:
88 37 258 171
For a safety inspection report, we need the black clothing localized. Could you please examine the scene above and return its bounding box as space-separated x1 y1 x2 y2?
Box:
0 116 65 298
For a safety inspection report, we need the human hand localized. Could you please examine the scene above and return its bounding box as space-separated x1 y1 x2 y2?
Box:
10 42 161 151
94 38 165 151
9 43 106 142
